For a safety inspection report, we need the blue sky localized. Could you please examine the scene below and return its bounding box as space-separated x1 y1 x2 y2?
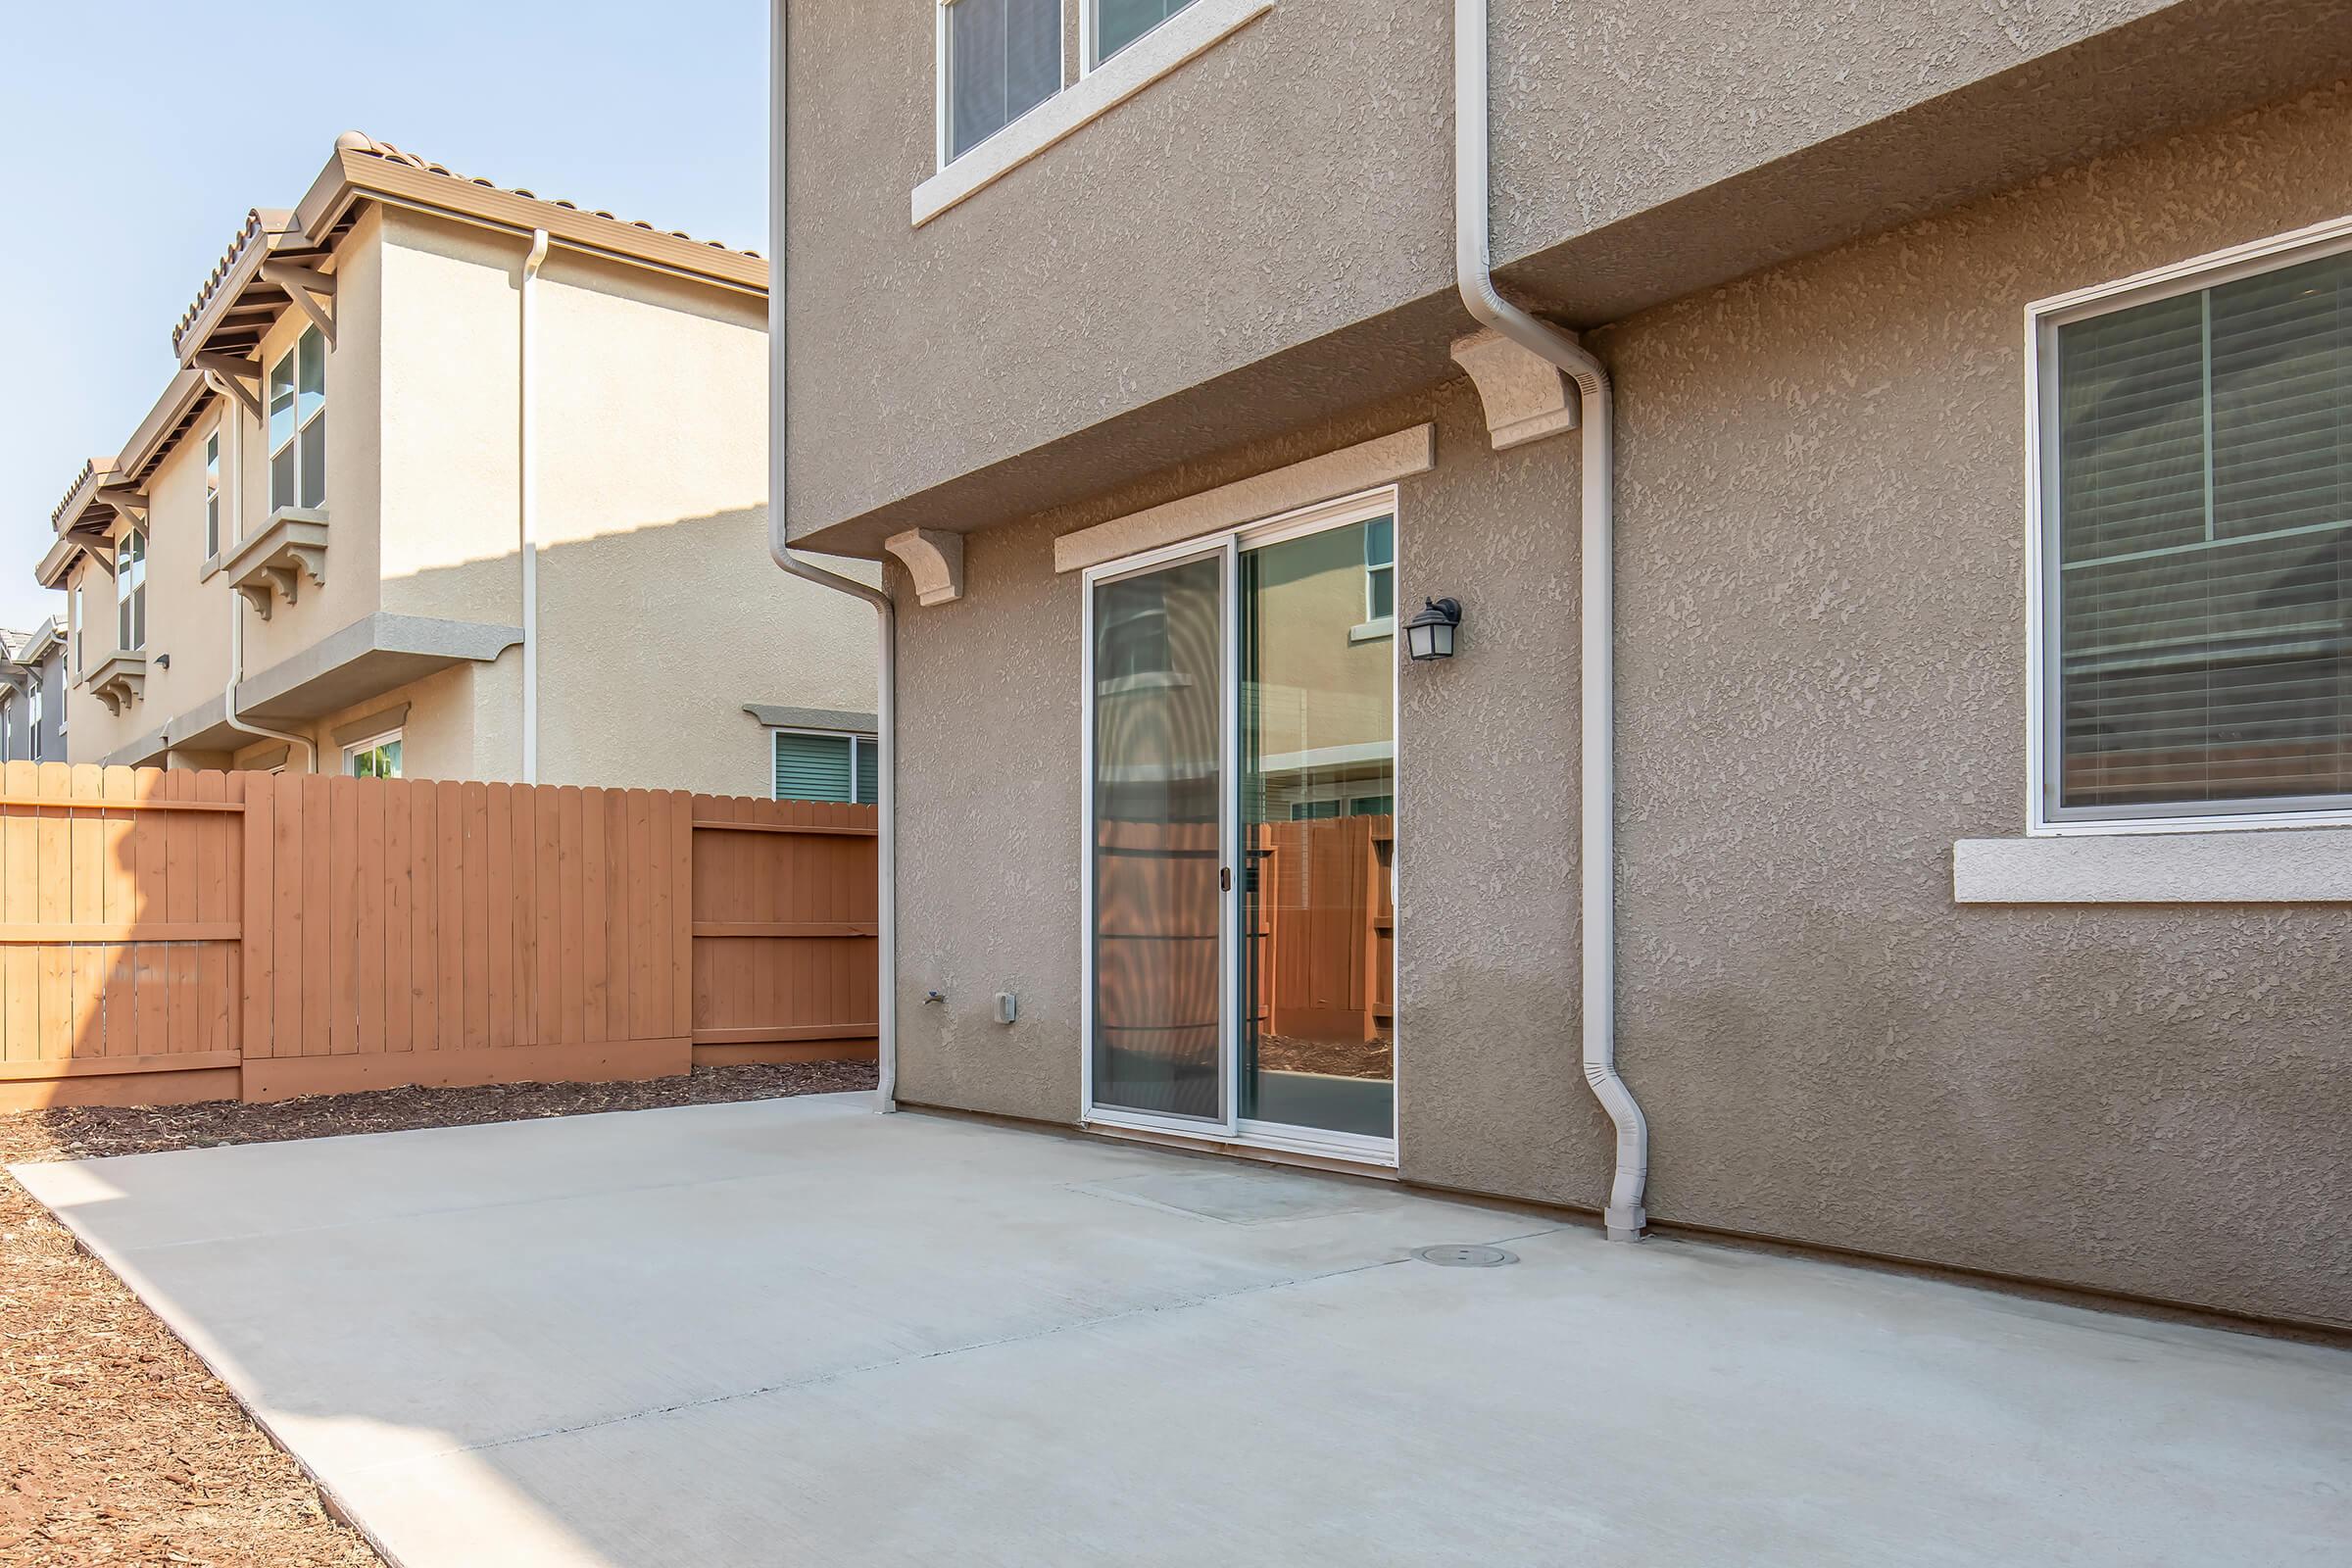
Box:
0 0 769 633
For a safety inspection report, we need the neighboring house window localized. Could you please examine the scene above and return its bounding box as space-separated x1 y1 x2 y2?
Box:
944 0 1060 162
344 730 403 778
26 688 41 762
70 583 82 673
1091 0 1196 66
773 730 878 804
204 428 222 558
268 324 327 512
116 529 146 652
1363 514 1395 624
2038 239 2351 826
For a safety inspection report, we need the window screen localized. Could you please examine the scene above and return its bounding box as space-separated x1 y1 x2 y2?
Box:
948 0 1060 161
1095 0 1195 65
2050 247 2351 818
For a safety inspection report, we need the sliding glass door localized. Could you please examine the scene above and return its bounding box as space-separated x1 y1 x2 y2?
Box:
1084 496 1397 1157
1088 549 1228 1123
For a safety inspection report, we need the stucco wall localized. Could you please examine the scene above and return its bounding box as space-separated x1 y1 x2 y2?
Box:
890 82 2352 1328
784 0 2352 547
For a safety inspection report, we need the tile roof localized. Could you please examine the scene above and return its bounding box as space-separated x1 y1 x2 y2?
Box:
48 457 118 533
170 209 300 355
331 133 762 261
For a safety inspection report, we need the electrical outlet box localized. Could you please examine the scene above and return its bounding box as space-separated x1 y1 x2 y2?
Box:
994 992 1018 1025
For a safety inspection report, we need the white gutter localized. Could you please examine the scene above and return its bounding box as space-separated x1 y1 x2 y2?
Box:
1455 0 1647 1239
770 0 899 1112
519 227 550 784
207 368 315 772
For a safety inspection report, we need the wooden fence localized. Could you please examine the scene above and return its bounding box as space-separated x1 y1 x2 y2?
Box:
0 763 876 1109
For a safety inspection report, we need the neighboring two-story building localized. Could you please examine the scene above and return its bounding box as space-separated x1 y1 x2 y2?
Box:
35 132 876 796
0 622 66 762
776 1 2352 1330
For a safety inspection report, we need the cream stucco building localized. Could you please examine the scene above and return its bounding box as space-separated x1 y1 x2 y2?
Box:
36 133 876 795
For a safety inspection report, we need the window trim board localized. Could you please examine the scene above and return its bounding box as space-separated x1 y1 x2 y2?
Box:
917 0 1272 226
2022 210 2352 838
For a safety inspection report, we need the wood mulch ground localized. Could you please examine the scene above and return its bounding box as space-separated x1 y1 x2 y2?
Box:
0 1060 877 1567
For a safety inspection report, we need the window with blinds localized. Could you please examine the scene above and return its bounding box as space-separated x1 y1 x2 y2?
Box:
2047 244 2351 821
772 730 876 805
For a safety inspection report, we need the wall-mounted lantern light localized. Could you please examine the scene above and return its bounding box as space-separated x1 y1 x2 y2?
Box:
1403 597 1462 662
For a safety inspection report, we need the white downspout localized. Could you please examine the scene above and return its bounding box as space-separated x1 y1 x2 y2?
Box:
208 368 315 772
1455 0 1647 1239
770 0 899 1112
519 228 550 785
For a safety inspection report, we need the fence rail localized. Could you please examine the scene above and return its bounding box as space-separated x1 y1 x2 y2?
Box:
0 763 876 1109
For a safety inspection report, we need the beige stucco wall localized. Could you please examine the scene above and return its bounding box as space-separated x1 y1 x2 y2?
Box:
888 82 2352 1328
372 214 875 795
60 210 389 767
67 203 872 791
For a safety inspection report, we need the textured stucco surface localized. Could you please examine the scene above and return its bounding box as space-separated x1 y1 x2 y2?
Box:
889 83 2352 1327
785 0 2352 552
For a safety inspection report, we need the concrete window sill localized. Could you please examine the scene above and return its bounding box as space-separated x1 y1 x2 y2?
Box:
1953 829 2352 904
912 0 1274 227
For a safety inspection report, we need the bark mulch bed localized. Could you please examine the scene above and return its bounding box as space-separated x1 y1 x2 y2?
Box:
0 1059 877 1567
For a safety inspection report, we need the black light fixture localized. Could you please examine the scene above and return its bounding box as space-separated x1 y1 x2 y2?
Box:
1403 597 1461 662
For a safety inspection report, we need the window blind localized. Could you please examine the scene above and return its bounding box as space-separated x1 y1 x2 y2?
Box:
2053 247 2350 814
774 731 856 804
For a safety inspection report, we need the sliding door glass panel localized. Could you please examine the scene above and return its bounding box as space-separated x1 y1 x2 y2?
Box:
1239 518 1396 1139
1091 554 1225 1121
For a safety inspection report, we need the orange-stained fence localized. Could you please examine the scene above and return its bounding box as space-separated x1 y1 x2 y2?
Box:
0 762 876 1110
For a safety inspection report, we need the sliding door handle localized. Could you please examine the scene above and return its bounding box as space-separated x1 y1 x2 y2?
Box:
1219 865 1233 893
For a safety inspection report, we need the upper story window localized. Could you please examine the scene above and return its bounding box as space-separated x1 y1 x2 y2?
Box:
1090 0 1197 67
71 582 83 673
943 0 1062 163
204 428 222 558
2035 231 2351 829
25 688 39 762
268 324 327 513
116 528 147 654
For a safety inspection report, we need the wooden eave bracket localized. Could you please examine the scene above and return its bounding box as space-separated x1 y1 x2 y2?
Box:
191 352 267 421
260 260 337 347
1450 328 1580 450
883 527 964 607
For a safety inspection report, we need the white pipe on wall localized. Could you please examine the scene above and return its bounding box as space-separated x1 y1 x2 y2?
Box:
770 0 900 1112
207 368 316 772
1454 0 1648 1239
519 227 551 785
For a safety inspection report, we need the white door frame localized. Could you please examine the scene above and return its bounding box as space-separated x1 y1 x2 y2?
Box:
1078 485 1400 1167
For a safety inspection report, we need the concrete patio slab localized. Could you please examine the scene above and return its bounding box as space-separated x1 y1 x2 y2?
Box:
15 1093 2349 1567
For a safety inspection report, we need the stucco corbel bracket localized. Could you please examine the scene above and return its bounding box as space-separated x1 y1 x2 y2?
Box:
260 261 337 347
1450 328 1580 450
883 528 964 607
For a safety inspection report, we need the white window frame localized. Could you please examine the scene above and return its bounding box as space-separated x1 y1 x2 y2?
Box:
934 0 1067 172
769 726 878 805
203 425 222 560
115 527 146 653
26 686 42 762
916 0 1271 224
267 324 327 514
2024 212 2352 838
1081 0 1199 72
342 728 403 778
